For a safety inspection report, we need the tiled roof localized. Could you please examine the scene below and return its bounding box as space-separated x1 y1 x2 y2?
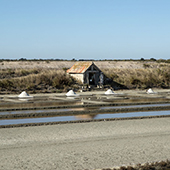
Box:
67 61 93 73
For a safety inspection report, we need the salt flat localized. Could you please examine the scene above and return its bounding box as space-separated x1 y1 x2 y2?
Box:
1 117 170 170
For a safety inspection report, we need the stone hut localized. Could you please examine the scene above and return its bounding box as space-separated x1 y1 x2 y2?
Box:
67 61 104 86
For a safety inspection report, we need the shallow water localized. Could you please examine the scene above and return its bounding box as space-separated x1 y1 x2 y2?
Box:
1 94 170 109
0 100 83 109
1 103 170 115
100 103 170 109
0 108 85 115
95 110 170 119
1 110 170 126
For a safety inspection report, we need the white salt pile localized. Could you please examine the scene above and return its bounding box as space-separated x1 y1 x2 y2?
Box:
18 91 33 98
66 90 79 97
105 89 115 95
147 88 156 94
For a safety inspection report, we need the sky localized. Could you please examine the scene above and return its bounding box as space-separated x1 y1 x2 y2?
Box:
0 0 170 60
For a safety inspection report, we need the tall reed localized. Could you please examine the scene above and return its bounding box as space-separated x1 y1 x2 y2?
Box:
102 66 170 89
0 69 76 93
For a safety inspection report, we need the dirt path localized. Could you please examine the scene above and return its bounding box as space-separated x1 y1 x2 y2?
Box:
1 117 170 170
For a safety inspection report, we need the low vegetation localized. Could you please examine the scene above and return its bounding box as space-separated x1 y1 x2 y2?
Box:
101 160 170 170
0 61 170 94
0 69 78 94
102 65 170 89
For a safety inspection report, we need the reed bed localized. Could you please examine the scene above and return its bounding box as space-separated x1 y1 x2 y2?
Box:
102 66 170 89
0 69 77 94
0 62 170 94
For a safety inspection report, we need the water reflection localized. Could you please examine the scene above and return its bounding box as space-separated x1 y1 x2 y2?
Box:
66 97 78 100
1 110 170 126
94 110 170 119
18 99 30 102
75 114 96 120
100 103 170 109
1 103 170 116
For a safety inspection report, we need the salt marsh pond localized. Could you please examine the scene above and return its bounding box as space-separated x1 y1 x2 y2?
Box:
0 89 170 127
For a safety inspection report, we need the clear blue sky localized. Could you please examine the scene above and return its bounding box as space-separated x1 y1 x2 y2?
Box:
0 0 170 60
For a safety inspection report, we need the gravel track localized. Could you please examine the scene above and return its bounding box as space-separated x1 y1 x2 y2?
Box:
1 117 170 170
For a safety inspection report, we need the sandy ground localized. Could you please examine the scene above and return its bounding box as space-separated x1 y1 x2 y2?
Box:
1 117 170 170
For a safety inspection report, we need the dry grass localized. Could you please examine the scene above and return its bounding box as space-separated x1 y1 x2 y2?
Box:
0 61 170 94
102 65 170 89
0 69 78 94
0 68 40 79
104 160 170 170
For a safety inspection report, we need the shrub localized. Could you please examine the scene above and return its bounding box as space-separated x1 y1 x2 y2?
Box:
20 69 29 76
0 79 14 90
0 69 77 93
52 73 74 88
143 64 150 68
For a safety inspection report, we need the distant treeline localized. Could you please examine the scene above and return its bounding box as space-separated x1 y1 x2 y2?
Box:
0 58 170 63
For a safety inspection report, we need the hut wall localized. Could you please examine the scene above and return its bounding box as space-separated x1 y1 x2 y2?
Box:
95 72 100 85
69 73 84 83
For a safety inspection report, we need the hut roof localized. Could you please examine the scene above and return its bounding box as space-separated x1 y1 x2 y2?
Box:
67 61 93 74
